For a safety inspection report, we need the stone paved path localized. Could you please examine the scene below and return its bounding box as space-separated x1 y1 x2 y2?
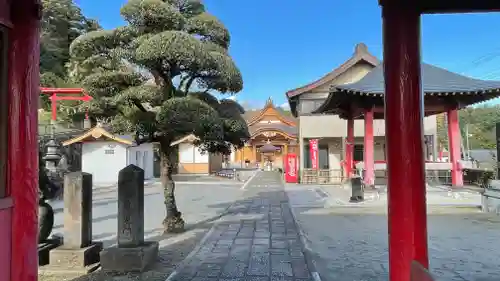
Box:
168 171 314 281
286 184 500 281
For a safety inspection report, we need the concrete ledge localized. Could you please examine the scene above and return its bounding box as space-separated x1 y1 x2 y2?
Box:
100 241 159 273
482 188 500 214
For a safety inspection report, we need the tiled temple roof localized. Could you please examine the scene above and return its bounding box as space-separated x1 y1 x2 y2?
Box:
335 63 500 95
316 62 500 117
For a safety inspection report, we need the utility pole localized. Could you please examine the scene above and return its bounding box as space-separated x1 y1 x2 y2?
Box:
465 124 471 161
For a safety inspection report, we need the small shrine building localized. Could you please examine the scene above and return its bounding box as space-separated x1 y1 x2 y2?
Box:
233 98 298 168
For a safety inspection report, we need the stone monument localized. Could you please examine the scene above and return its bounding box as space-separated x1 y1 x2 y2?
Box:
349 176 364 202
38 151 62 265
46 172 102 272
100 165 159 273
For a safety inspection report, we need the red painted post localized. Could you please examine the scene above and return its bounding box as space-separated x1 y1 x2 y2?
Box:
447 108 463 186
382 4 429 281
51 93 57 120
8 1 41 281
364 108 375 186
345 117 354 178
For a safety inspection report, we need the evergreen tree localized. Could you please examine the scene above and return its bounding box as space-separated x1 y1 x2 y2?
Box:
69 0 248 233
40 0 101 112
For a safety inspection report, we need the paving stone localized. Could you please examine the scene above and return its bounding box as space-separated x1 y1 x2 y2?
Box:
221 261 247 278
270 277 294 281
271 239 288 249
271 260 293 277
292 259 311 279
171 172 312 281
196 263 222 277
254 238 270 246
212 244 232 253
245 277 270 281
191 277 218 281
252 245 270 254
234 238 253 245
247 254 270 276
269 249 289 255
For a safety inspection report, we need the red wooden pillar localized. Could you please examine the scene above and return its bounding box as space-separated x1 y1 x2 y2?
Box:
382 4 429 281
447 108 463 186
7 1 41 281
364 108 375 186
345 117 354 178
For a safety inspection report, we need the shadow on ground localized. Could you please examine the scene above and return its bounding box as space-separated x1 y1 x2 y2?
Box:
39 187 500 281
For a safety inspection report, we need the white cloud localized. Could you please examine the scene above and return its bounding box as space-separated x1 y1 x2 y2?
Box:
227 95 237 101
280 102 290 109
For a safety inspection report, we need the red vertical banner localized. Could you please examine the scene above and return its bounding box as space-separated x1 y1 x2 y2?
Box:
309 139 319 169
285 153 298 183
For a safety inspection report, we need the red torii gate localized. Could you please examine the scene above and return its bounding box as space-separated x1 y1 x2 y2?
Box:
2 1 500 281
39 87 93 121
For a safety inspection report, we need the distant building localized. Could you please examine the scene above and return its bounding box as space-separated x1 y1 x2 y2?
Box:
62 124 155 184
231 98 298 169
170 134 223 174
285 43 437 183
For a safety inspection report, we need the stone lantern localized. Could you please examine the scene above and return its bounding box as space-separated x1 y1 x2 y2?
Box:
43 139 62 176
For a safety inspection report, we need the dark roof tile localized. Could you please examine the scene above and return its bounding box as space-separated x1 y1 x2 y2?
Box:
334 63 500 94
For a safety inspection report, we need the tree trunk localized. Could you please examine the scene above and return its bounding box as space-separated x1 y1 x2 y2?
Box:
160 140 185 233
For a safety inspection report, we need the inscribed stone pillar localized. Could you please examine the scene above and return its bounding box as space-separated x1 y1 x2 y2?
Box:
117 165 145 247
100 165 158 273
63 172 92 249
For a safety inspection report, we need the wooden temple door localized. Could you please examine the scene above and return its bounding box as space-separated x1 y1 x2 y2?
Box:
0 21 11 281
0 1 41 281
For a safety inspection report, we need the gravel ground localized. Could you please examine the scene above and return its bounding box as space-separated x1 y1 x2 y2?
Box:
285 184 500 281
38 181 244 281
39 225 211 281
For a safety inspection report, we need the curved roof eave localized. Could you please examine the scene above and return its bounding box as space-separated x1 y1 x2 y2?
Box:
285 43 380 99
314 62 500 114
250 127 297 140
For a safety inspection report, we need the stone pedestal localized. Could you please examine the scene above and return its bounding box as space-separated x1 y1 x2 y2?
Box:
482 182 500 214
38 237 62 266
100 165 159 273
45 172 102 273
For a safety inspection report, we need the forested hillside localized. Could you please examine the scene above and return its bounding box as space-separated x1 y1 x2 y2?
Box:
437 105 500 150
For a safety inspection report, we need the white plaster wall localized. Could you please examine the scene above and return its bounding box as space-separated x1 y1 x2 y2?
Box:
328 140 342 171
127 143 154 180
82 141 127 184
194 148 209 163
300 115 437 139
178 143 209 164
179 143 194 163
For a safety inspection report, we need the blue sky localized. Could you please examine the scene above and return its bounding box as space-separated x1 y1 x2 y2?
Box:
77 0 500 108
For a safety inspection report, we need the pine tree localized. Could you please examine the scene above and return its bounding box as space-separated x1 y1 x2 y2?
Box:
69 0 248 233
